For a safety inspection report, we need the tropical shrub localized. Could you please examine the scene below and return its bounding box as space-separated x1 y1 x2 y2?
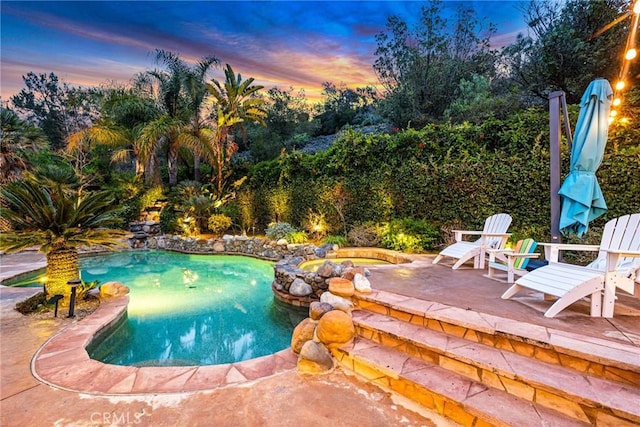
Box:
183 194 216 233
77 280 99 300
0 174 126 300
177 215 199 237
208 214 233 235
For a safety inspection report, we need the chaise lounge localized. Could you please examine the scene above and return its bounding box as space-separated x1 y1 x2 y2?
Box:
432 213 512 270
501 213 640 318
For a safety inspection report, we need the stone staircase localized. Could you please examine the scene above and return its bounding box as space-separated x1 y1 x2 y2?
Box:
332 290 640 427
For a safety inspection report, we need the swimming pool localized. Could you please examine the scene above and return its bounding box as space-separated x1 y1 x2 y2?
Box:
15 251 306 367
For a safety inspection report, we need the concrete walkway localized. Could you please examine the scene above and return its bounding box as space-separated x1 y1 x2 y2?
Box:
0 252 453 427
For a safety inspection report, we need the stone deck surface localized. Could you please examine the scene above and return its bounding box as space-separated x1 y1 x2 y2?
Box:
1 250 639 426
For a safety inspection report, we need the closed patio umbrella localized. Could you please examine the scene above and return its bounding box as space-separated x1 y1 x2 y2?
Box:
558 78 613 237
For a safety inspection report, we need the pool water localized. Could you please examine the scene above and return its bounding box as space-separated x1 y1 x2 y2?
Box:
298 257 391 272
14 251 306 367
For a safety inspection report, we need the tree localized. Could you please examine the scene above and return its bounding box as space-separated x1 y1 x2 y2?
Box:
503 0 629 104
246 86 317 161
10 72 99 150
0 171 126 301
143 50 220 186
66 89 161 186
142 51 190 186
177 53 220 182
373 0 497 126
314 82 372 135
0 107 49 232
0 107 48 184
443 74 516 123
205 64 266 196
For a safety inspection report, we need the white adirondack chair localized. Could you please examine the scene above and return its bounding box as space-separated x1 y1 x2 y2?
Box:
432 213 512 270
485 238 539 284
501 213 640 318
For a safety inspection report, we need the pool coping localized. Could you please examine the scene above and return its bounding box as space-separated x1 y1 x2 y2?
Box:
31 295 298 395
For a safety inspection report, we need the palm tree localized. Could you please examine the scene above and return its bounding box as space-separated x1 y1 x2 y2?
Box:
0 107 48 232
0 107 48 184
206 64 267 140
144 50 219 186
0 172 127 302
143 52 188 187
204 64 267 196
66 90 161 186
179 53 219 182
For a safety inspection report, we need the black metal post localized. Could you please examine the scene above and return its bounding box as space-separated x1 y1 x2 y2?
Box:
67 279 81 318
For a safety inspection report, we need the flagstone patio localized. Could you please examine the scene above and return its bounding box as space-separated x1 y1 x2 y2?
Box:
1 250 638 426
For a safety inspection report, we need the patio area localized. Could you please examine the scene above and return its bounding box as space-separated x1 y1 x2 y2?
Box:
1 250 639 426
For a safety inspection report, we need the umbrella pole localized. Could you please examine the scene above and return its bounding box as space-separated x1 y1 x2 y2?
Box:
549 91 570 244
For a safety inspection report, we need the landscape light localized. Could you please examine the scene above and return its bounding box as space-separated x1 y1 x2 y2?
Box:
610 110 618 117
626 48 637 60
634 0 640 14
612 98 621 106
615 80 626 91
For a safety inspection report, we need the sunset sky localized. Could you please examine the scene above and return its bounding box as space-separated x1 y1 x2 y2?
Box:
1 1 529 103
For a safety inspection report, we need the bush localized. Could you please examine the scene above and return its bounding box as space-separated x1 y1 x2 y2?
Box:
347 223 380 247
303 209 329 239
379 218 440 253
140 186 165 209
265 222 297 240
15 292 48 314
177 215 199 237
242 115 639 243
159 206 179 233
183 195 216 233
286 231 308 244
117 198 142 224
323 235 348 246
208 214 233 236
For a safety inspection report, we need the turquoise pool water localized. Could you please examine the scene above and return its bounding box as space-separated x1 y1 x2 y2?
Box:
11 251 306 367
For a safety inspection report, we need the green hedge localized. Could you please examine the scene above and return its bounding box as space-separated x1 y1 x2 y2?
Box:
242 108 640 249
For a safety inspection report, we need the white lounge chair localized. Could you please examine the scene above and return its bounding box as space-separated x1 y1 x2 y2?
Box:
502 214 640 318
432 213 512 270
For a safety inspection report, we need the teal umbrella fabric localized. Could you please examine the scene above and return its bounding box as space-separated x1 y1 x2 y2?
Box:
559 78 613 237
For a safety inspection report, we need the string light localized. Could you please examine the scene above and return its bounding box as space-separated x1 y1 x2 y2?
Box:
610 1 639 125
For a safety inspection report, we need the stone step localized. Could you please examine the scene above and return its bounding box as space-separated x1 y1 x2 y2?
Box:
334 336 590 427
351 310 640 426
352 290 640 387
